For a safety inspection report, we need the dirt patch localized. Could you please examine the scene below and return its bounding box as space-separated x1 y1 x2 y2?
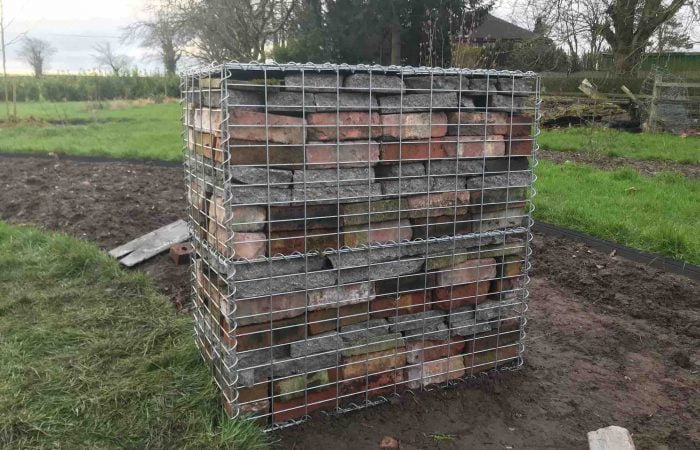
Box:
0 155 697 449
539 149 700 178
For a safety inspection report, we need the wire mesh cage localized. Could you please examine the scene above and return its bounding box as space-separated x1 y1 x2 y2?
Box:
181 62 540 429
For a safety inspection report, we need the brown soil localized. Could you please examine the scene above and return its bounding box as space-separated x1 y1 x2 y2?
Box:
539 149 700 179
0 155 698 449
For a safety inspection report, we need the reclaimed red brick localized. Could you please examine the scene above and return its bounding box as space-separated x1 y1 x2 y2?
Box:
235 291 306 326
269 229 341 254
340 348 407 380
464 345 519 373
229 110 305 144
307 112 382 141
344 219 412 247
435 258 497 285
446 111 509 136
305 141 380 168
188 128 223 162
442 135 506 157
431 282 490 310
507 115 533 136
465 329 520 354
227 315 306 350
380 138 452 161
405 338 467 363
307 302 370 335
406 191 470 210
508 138 533 156
229 140 305 168
169 242 193 265
406 354 466 388
370 292 428 319
411 215 471 240
380 112 447 140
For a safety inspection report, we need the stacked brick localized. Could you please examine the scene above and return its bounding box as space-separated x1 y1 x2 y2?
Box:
183 63 537 427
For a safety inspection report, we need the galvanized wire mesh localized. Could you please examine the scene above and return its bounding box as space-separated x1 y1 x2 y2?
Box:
182 62 540 429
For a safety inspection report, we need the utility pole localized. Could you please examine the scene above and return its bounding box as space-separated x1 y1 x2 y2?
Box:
0 0 9 119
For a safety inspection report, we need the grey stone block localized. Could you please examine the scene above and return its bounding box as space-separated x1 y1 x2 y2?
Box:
378 92 459 113
235 345 291 370
475 299 521 322
469 78 498 93
227 89 265 109
341 332 404 357
381 177 430 195
430 176 467 193
290 332 343 358
234 269 337 299
404 75 470 91
451 319 492 337
230 184 292 205
232 256 326 281
338 258 425 284
340 319 390 341
447 305 475 325
403 322 450 341
328 246 403 269
488 95 528 111
471 209 528 233
344 73 405 93
496 77 535 95
314 92 379 111
285 73 341 92
375 163 425 178
388 310 446 332
484 157 530 173
427 159 484 176
467 173 531 189
266 90 316 113
291 183 383 204
401 234 505 258
229 166 293 186
254 351 338 381
293 167 375 186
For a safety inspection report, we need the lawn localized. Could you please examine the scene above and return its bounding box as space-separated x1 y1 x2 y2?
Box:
539 127 700 164
534 160 700 264
0 222 267 449
0 100 182 161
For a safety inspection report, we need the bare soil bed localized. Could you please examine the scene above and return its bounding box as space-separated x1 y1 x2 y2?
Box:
0 155 697 449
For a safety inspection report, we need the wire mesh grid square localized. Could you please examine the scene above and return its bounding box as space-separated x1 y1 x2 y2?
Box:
181 62 540 430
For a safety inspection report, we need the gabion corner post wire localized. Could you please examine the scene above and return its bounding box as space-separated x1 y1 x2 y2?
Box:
181 62 540 429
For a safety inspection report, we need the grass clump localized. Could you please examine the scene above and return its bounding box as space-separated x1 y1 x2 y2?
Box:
534 161 700 264
539 127 700 164
0 222 268 449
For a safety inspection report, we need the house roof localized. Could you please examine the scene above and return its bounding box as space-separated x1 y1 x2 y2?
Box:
472 14 536 41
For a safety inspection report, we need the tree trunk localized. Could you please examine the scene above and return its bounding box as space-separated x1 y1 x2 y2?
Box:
390 22 401 65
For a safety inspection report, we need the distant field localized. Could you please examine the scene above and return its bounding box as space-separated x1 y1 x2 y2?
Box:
535 160 700 264
0 100 182 161
539 127 700 164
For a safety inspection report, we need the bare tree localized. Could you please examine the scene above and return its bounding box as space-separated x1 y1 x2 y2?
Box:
172 0 296 62
19 36 55 77
125 4 187 75
93 42 131 75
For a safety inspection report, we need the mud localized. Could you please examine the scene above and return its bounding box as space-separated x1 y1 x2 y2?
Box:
0 155 697 449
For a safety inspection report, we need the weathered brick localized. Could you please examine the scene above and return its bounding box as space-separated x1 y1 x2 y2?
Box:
469 207 528 233
344 219 412 247
306 140 380 168
442 135 506 157
374 273 433 297
193 108 222 133
307 302 370 335
405 191 471 219
307 282 376 312
469 186 528 207
431 281 490 310
435 258 497 286
231 315 307 351
307 112 382 141
229 140 305 169
474 299 521 323
230 232 267 260
370 292 428 319
427 159 485 176
380 112 448 140
269 228 340 254
405 338 467 364
508 138 533 156
207 200 267 258
450 318 492 337
273 370 329 402
344 73 405 93
406 355 466 388
268 204 340 231
235 292 304 328
341 332 404 357
230 205 267 232
340 348 407 379
446 112 509 136
380 138 452 161
403 321 450 341
378 92 460 113
229 110 306 144
464 345 519 373
411 215 471 240
188 129 223 162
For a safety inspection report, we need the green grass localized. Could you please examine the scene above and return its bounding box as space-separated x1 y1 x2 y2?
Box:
0 222 268 449
535 160 700 264
539 127 700 164
0 100 182 161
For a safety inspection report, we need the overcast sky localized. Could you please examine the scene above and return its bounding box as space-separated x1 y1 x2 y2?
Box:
2 0 697 75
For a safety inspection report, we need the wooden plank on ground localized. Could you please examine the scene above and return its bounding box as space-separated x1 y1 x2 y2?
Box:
588 425 635 450
109 220 191 267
